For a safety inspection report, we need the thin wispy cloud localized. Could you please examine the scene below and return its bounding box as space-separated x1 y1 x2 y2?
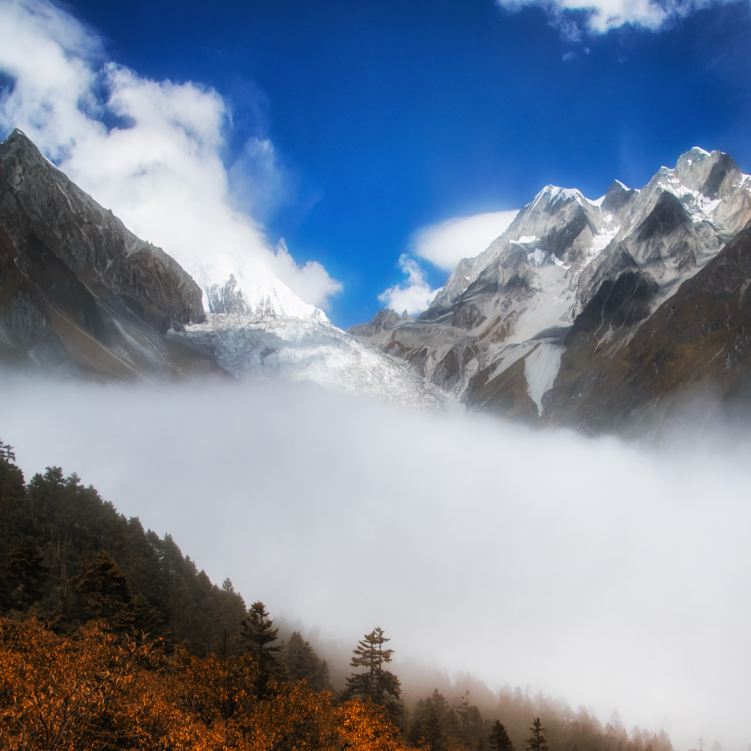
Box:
0 0 341 309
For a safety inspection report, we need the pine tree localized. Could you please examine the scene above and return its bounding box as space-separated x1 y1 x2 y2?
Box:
408 691 452 751
240 601 285 696
490 720 515 751
0 439 16 462
344 626 402 721
280 631 332 691
130 592 168 639
526 718 548 751
5 537 49 610
71 550 131 624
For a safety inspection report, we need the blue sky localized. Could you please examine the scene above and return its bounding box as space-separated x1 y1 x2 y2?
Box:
2 0 751 327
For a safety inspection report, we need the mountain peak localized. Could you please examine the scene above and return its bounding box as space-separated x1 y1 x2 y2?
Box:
1 129 54 182
672 146 740 198
601 179 638 213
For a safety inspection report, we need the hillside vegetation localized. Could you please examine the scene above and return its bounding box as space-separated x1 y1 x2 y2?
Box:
0 438 674 751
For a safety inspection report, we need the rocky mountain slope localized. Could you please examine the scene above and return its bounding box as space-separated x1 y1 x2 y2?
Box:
0 130 443 408
350 148 751 434
0 129 221 380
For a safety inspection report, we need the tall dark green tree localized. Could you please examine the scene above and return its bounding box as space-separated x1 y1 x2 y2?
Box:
527 717 548 751
408 690 453 751
490 720 515 751
343 626 402 722
279 631 332 692
0 439 15 462
71 550 131 624
4 537 48 610
240 601 285 696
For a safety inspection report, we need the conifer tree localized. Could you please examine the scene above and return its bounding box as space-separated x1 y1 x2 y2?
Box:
490 720 515 751
344 626 402 722
240 601 285 696
280 631 332 691
5 538 48 610
526 717 548 751
0 439 15 462
71 550 131 624
408 691 451 751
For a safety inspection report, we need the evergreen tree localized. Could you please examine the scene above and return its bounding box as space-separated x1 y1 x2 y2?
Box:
280 631 332 691
344 626 402 722
408 691 452 751
240 601 285 696
0 439 15 462
527 718 548 751
490 720 515 751
71 550 131 624
130 593 168 639
4 537 48 610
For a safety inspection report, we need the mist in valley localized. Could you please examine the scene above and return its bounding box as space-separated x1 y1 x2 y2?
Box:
2 372 749 750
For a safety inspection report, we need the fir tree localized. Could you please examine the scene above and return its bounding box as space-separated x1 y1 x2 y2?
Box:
71 550 131 624
279 631 332 691
5 537 48 610
490 720 515 751
344 626 402 722
240 601 285 696
408 692 451 751
0 439 15 462
526 717 548 751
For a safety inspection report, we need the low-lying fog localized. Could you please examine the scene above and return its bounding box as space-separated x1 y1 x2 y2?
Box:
3 373 749 750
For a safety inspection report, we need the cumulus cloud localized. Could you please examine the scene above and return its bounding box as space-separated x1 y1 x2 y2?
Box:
2 372 751 750
411 210 519 272
378 254 441 314
496 0 714 36
0 0 341 309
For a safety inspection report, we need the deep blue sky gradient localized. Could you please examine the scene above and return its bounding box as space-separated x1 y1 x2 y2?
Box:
48 0 751 326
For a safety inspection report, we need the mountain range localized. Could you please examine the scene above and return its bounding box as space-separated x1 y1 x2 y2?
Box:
3 128 751 435
351 146 751 435
0 129 443 408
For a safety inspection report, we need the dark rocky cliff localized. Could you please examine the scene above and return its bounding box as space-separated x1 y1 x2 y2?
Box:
0 129 222 380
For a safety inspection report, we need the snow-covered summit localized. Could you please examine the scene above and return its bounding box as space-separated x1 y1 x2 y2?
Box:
353 146 751 421
204 267 328 323
176 243 329 323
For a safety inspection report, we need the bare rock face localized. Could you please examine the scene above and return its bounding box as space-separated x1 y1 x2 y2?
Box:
350 147 751 434
0 129 221 380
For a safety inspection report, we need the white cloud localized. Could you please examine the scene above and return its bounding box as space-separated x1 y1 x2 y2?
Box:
378 254 441 314
497 0 714 35
0 0 342 310
411 210 519 272
3 372 751 750
228 136 297 225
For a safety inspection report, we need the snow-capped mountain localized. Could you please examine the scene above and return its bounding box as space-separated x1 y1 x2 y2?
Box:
186 244 328 323
0 129 442 408
350 147 751 434
7 125 751 431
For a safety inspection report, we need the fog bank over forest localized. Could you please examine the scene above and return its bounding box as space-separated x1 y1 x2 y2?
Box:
2 373 749 750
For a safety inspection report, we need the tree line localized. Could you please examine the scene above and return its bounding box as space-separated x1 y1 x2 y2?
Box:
0 437 675 751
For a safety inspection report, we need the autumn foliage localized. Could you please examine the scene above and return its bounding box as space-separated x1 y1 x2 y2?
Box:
0 616 408 751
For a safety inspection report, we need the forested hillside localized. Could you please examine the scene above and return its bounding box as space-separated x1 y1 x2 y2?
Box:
0 437 675 751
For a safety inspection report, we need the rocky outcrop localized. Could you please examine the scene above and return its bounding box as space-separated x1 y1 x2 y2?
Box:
350 147 751 432
0 129 221 380
543 224 751 435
